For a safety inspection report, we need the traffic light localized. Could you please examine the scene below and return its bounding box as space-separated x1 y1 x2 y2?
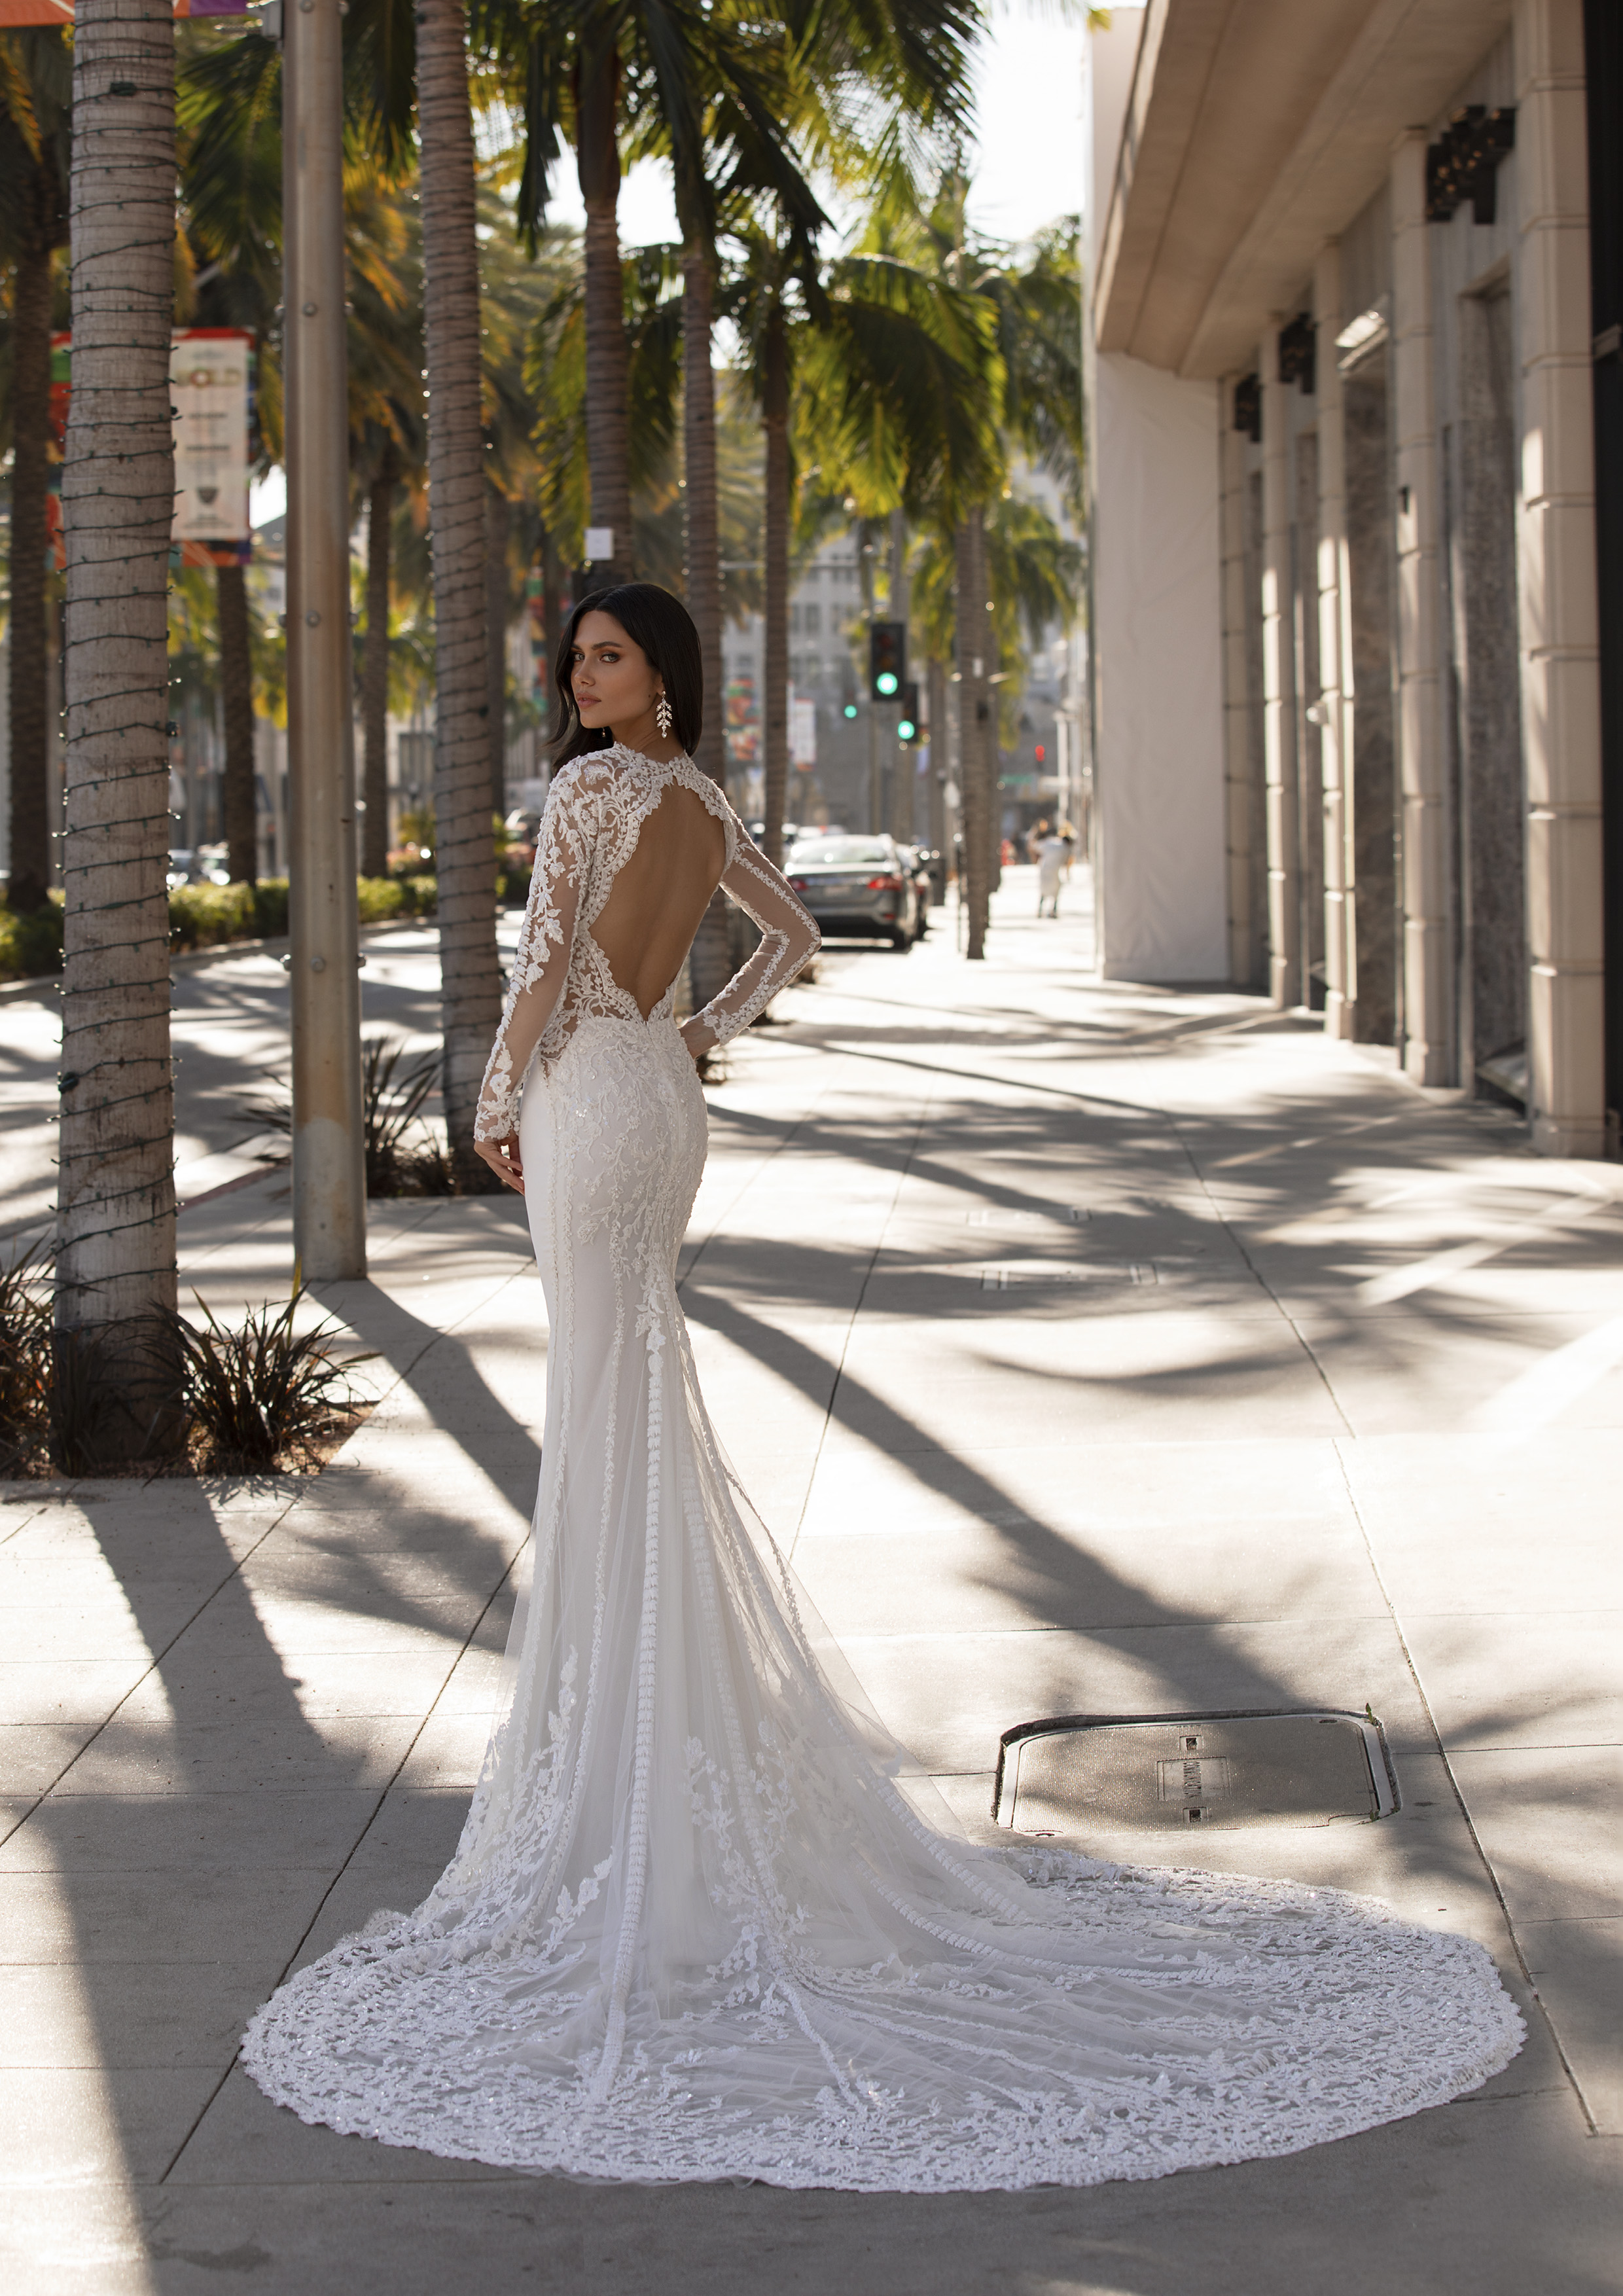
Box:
897 681 921 744
868 620 905 700
843 702 859 719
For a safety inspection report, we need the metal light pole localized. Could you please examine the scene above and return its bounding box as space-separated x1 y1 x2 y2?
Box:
283 0 365 1278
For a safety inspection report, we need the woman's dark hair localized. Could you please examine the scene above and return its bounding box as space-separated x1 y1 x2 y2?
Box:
550 583 703 768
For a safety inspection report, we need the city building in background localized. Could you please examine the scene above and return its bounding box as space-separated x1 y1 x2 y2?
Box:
1084 0 1616 1158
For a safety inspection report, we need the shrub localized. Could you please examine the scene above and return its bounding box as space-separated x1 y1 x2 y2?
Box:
0 898 64 982
168 880 259 951
253 878 290 938
166 1282 374 1472
357 876 406 925
0 1244 52 1469
398 874 438 918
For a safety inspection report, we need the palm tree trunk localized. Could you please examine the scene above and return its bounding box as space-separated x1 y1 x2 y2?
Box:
888 509 912 844
680 240 734 1009
360 450 397 879
926 653 947 861
217 558 258 884
7 215 55 913
539 521 560 743
486 480 509 815
955 509 991 961
57 0 179 1457
417 0 502 1190
681 243 725 786
577 37 633 586
760 301 790 872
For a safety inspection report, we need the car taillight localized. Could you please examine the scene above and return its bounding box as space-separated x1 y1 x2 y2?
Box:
866 874 903 890
789 878 809 891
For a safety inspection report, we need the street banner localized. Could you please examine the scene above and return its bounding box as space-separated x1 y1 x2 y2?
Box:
171 328 253 558
47 327 255 569
789 694 817 770
0 1 248 21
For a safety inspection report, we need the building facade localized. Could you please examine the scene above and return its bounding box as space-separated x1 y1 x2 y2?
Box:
1086 0 1616 1157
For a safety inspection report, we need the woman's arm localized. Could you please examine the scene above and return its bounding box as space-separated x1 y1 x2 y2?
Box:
473 772 590 1189
682 831 821 1060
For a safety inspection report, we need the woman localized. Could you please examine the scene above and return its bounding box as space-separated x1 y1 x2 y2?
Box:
243 584 1520 2189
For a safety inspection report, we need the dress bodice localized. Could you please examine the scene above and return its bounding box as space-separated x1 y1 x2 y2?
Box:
474 745 819 1139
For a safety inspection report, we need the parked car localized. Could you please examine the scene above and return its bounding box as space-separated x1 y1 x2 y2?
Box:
899 844 940 935
743 819 801 851
785 833 921 948
167 846 234 890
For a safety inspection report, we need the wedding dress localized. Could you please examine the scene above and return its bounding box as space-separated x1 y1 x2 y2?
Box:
243 744 1523 2190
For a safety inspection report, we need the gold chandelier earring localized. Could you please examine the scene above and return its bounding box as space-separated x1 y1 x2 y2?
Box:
654 694 673 738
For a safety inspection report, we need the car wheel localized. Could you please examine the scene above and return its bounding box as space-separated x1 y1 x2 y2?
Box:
889 927 911 951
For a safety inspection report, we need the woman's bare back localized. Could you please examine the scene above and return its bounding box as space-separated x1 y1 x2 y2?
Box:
588 783 728 1020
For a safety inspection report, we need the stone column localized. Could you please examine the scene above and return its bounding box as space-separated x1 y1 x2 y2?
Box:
1514 0 1607 1156
1219 382 1259 988
1260 325 1300 1007
1314 246 1356 1040
1390 132 1454 1084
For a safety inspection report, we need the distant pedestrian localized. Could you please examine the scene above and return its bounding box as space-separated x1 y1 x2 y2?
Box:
1037 826 1066 917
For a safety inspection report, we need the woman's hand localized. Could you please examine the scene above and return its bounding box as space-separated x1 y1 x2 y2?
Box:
679 1016 717 1067
476 1132 526 1195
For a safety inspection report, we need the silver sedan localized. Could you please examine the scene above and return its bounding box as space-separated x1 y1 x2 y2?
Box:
785 834 921 949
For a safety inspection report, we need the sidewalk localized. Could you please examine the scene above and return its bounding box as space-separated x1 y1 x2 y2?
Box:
1 865 1618 2294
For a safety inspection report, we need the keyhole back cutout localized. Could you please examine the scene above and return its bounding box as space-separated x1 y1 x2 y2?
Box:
589 782 728 1019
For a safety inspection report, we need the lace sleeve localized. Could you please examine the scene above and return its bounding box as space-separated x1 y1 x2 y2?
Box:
474 771 591 1139
691 831 821 1050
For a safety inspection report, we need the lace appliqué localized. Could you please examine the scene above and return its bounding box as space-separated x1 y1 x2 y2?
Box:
473 745 817 1138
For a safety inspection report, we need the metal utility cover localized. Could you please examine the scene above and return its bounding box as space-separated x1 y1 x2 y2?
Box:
992 1709 1399 1834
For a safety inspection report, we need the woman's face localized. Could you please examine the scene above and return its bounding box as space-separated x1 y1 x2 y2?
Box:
567 611 664 734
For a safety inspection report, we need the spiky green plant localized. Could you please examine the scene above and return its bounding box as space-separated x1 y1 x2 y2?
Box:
165 1281 374 1472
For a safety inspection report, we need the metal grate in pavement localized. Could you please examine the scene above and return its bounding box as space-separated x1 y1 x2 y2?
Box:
991 1709 1399 1833
965 1207 1090 1226
979 1263 1156 1290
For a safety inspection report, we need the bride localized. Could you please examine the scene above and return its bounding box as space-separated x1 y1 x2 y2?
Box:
243 583 1521 2190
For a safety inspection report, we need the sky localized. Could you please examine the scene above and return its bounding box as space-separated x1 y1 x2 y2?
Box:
552 1 1088 249
251 6 1087 523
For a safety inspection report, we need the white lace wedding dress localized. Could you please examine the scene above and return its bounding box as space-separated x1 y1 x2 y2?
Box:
243 745 1523 2190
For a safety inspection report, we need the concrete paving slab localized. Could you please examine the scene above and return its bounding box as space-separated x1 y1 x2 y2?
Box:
0 1864 339 1965
0 2066 223 2187
790 1520 1387 1638
1446 1747 1623 1920
1396 1615 1623 1750
0 1960 278 2072
0 1661 153 1729
0 1723 108 1797
822 1318 1349 1448
0 1790 385 1875
58 1713 423 1797
1520 1918 1623 2132
834 1615 1437 1774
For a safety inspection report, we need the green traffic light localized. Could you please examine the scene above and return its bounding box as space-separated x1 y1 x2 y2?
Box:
897 718 916 742
876 671 899 696
843 702 859 719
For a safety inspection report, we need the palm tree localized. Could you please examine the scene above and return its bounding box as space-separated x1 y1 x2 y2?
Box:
0 29 70 916
413 0 502 1187
868 183 1081 958
743 232 1001 871
56 0 180 1457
